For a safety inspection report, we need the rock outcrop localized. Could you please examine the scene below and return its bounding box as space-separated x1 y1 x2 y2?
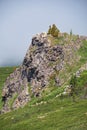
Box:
1 33 64 113
1 31 87 113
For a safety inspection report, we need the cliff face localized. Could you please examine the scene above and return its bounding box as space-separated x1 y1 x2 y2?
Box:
23 33 64 93
1 31 87 113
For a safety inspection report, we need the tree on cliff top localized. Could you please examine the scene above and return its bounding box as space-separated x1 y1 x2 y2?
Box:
47 24 60 37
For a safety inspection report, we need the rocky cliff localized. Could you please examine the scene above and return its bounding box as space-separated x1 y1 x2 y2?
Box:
1 29 87 113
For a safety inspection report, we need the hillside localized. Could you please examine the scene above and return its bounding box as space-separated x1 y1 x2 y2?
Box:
0 91 87 129
0 67 87 130
0 25 87 129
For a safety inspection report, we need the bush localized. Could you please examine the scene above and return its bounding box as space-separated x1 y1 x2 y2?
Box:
69 71 87 100
47 24 60 37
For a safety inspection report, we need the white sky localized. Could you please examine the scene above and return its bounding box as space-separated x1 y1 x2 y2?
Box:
0 0 87 66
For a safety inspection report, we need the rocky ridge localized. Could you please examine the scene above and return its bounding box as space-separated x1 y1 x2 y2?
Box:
1 31 87 113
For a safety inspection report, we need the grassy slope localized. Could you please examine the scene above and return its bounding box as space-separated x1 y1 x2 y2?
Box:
0 67 87 130
0 96 87 130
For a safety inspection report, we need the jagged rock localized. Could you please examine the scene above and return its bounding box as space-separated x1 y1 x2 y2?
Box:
55 77 60 86
76 63 87 77
1 33 64 112
1 31 86 113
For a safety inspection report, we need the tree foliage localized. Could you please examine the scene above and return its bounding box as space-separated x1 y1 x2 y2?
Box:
47 24 60 37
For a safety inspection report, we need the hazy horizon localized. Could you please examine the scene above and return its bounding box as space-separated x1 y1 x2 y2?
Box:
0 0 87 66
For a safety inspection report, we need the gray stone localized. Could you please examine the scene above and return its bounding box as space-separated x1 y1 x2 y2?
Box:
1 31 85 113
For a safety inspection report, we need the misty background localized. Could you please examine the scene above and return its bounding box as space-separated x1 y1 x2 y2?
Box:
0 0 87 66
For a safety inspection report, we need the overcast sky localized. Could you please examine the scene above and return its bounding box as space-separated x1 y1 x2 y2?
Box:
0 0 87 66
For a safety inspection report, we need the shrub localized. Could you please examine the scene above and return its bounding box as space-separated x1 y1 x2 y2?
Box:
47 24 60 37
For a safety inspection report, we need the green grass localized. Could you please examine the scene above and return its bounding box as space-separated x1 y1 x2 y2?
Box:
8 93 18 109
76 70 87 97
0 67 17 109
78 40 87 64
0 67 87 130
58 40 87 85
0 97 87 130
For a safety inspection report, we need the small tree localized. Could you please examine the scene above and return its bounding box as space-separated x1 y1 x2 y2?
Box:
47 24 60 37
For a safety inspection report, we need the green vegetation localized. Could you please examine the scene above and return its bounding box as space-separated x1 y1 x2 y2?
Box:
76 70 87 98
0 67 87 130
78 40 87 64
69 75 77 101
69 70 87 102
0 95 87 130
8 93 18 109
47 24 60 37
0 65 87 130
56 39 87 86
0 67 17 109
